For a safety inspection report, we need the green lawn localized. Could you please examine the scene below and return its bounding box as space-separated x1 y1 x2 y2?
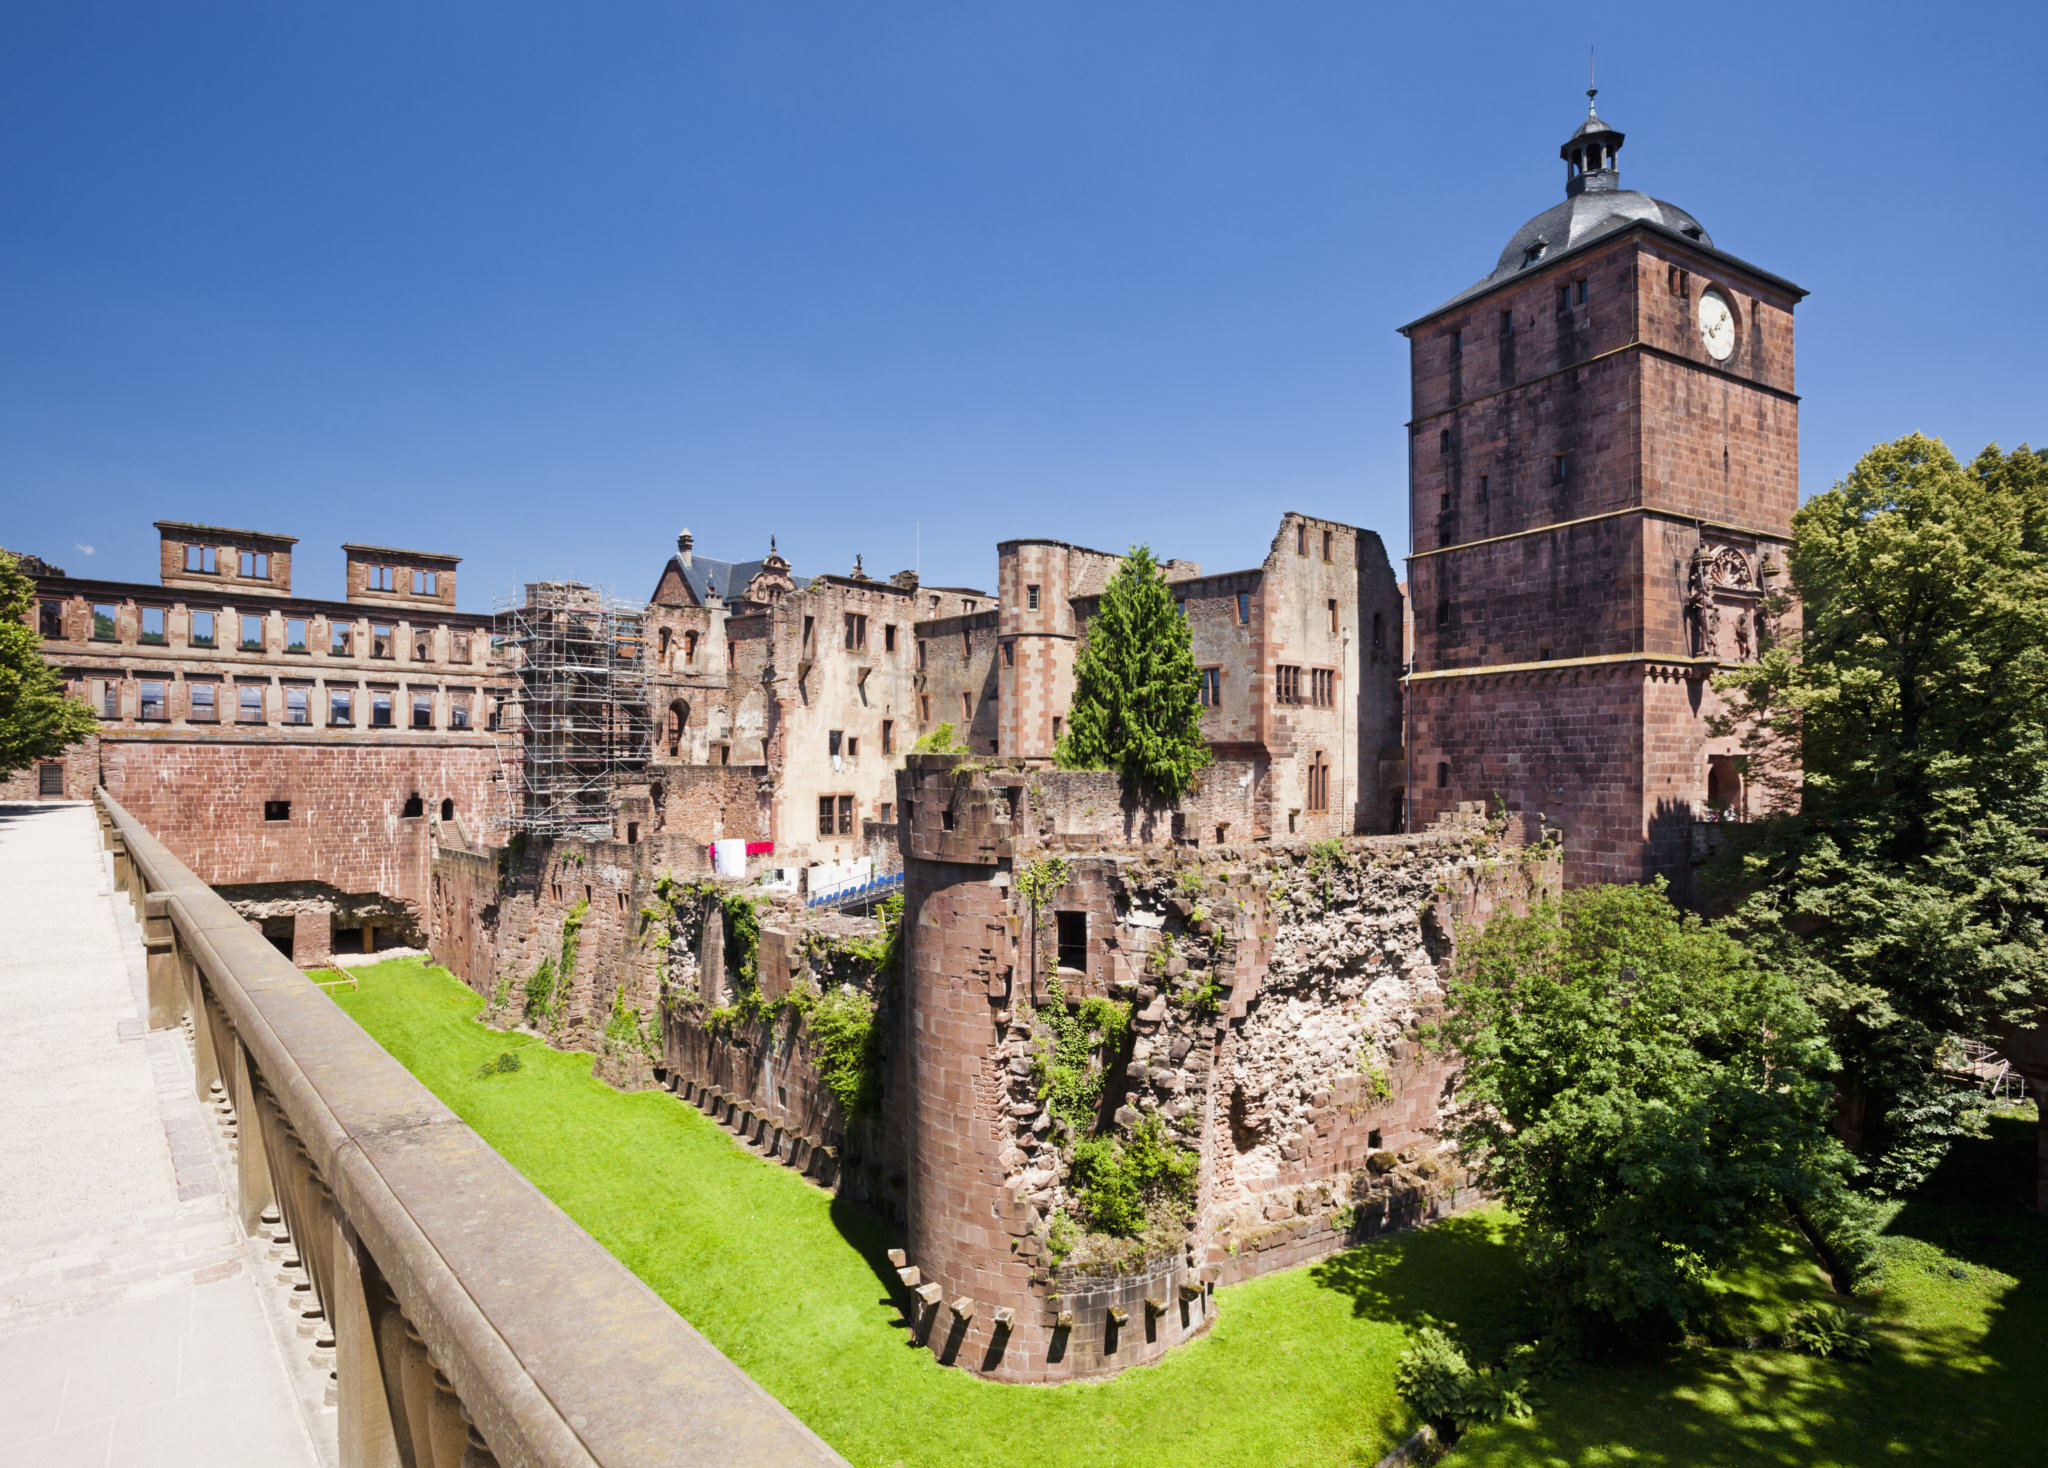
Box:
330 958 1509 1468
328 958 2045 1468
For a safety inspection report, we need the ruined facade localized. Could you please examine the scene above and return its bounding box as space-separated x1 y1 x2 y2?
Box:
6 522 508 962
1399 96 1802 893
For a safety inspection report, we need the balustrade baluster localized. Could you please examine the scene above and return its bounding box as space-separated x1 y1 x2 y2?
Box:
399 1322 439 1468
429 1370 470 1468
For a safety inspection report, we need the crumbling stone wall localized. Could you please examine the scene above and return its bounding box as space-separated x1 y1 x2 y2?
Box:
891 757 1558 1383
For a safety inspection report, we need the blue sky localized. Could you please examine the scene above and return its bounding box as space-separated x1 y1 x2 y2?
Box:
3 2 2042 607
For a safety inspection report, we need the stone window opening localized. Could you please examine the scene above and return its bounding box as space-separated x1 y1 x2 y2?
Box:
1450 328 1462 356
1477 473 1489 502
1436 761 1450 789
285 688 309 725
286 618 308 653
264 800 291 822
916 640 927 671
39 763 63 796
95 680 118 718
727 638 736 671
412 693 434 729
1557 284 1572 313
184 544 217 574
240 614 265 651
1371 612 1385 651
1237 591 1251 624
238 685 265 724
449 695 470 730
239 550 269 578
828 730 843 758
837 795 854 835
1553 453 1569 484
961 691 973 722
846 736 859 758
667 700 689 758
1577 278 1588 306
845 613 867 650
801 615 814 650
1307 753 1329 812
138 680 167 722
1311 668 1335 707
1052 714 1062 741
371 692 393 727
371 623 394 659
881 719 894 755
1669 266 1689 298
919 693 931 722
1296 524 1307 556
960 628 970 657
940 806 955 831
190 683 217 723
1003 642 1014 668
879 802 893 824
657 628 672 666
1055 912 1087 974
92 603 118 641
401 793 424 818
413 570 437 596
1438 428 1450 454
412 631 432 661
1215 822 1229 845
328 688 351 726
1198 667 1221 706
1322 530 1334 561
37 601 62 638
684 629 698 662
883 623 897 652
369 566 395 592
452 631 471 662
1437 598 1451 627
1440 490 1451 512
1275 665 1301 705
1026 583 1040 610
1540 647 1552 661
716 744 730 765
857 667 871 702
331 623 351 655
1288 809 1298 834
139 607 167 645
1500 309 1514 336
1707 755 1746 818
1368 1128 1382 1150
1327 598 1338 635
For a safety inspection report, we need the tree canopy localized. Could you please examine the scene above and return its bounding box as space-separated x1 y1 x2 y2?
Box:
1711 434 2048 1189
0 550 96 782
1436 882 1843 1327
1055 544 1209 799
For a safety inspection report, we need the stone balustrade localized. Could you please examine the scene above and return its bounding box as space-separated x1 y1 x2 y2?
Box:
97 787 848 1468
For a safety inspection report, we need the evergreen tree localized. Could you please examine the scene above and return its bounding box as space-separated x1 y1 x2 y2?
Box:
1712 434 2048 1189
1055 545 1210 799
0 549 97 781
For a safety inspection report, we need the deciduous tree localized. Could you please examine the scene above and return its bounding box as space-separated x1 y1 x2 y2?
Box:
0 550 96 781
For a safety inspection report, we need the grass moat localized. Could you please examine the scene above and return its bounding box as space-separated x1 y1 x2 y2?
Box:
329 958 2044 1467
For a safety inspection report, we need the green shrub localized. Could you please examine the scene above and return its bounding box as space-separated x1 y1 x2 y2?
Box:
809 987 882 1117
476 1050 524 1077
1794 1185 1889 1295
1395 1325 1541 1439
1783 1304 1874 1360
522 955 557 1021
910 722 969 754
1069 1115 1198 1238
1032 970 1131 1135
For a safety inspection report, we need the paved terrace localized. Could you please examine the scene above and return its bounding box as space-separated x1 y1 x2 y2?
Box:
0 802 320 1468
3 795 849 1468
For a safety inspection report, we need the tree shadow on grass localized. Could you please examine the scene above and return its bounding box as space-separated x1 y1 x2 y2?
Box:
1307 1212 1538 1360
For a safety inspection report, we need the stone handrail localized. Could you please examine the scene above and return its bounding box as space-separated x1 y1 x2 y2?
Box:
97 787 847 1468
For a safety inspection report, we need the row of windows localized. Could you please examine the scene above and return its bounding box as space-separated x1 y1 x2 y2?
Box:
1272 664 1339 707
363 565 440 596
44 603 481 663
1445 281 1592 357
96 678 481 730
1432 457 1572 515
260 794 456 824
795 614 902 654
815 795 902 836
183 545 272 578
826 722 896 758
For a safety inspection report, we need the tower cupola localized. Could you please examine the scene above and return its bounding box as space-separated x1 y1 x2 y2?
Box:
1561 89 1625 196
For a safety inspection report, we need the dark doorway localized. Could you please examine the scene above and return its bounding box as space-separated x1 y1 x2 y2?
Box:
1055 911 1087 973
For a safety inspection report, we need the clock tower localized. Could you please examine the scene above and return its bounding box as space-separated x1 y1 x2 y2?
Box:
1398 94 1806 894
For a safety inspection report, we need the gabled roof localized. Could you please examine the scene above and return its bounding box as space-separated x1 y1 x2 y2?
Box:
652 553 810 607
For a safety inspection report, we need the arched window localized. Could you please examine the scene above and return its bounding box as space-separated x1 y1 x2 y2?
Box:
439 797 454 821
667 699 690 759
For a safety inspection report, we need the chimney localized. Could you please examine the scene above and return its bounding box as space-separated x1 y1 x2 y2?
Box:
677 529 694 568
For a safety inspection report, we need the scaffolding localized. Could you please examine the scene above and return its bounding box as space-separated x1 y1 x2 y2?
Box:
495 581 651 840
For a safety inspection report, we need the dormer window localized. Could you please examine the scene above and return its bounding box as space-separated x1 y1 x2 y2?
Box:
1522 242 1544 268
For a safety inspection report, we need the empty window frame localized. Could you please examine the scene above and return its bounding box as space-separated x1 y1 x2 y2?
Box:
1553 453 1569 484
828 730 844 758
369 566 396 592
402 793 424 818
1500 309 1514 336
882 624 897 652
1477 472 1490 502
370 624 394 659
1003 641 1014 667
847 736 859 758
412 693 434 729
38 601 63 638
1198 667 1221 706
412 570 437 595
1450 328 1463 356
239 550 269 578
264 800 291 822
237 685 265 723
285 688 309 725
881 719 894 754
1311 668 1336 707
1026 583 1040 611
961 628 971 657
879 803 893 825
449 694 470 730
189 683 217 722
1237 590 1251 624
441 798 456 821
1436 761 1450 788
371 692 393 727
412 630 432 661
240 614 265 651
1055 911 1087 973
1438 428 1450 454
286 618 307 654
96 680 119 718
814 794 833 837
726 638 736 671
184 544 217 574
136 607 166 645
844 612 867 650
1669 266 1689 297
1371 611 1385 650
801 615 814 650
93 604 118 641
1275 665 1302 704
1437 598 1451 627
838 795 854 835
919 693 931 722
138 680 167 721
961 691 973 722
683 629 698 662
1296 524 1307 556
1322 530 1334 562
331 622 352 656
1307 754 1329 812
916 640 927 670
450 631 471 662
1327 598 1339 635
1052 715 1063 741
328 688 353 726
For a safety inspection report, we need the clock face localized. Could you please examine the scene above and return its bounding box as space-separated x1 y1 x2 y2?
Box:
1698 289 1736 361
